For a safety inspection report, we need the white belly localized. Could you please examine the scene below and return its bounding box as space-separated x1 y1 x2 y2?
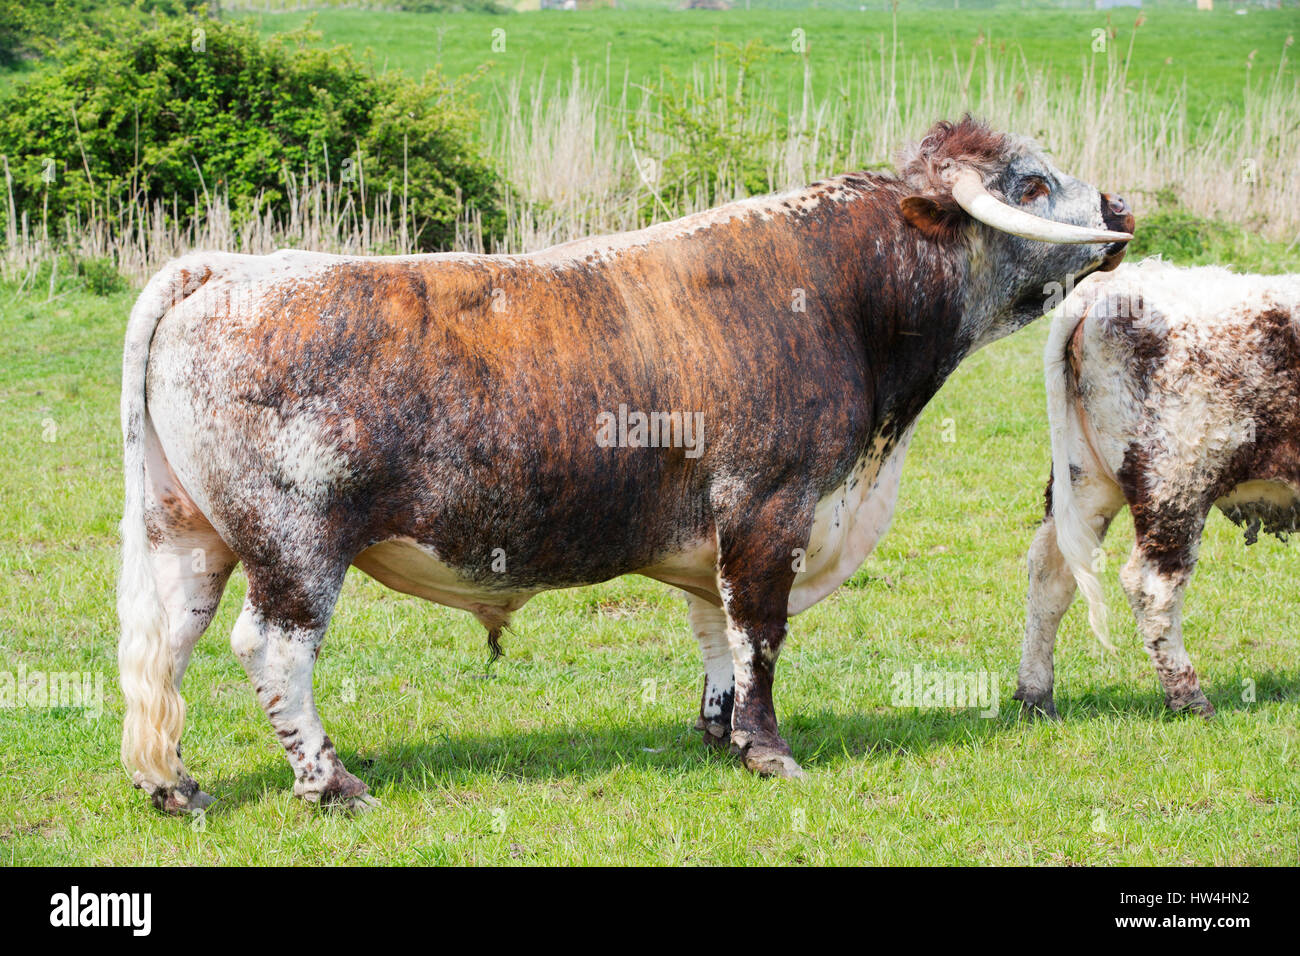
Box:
1214 479 1300 543
1215 479 1300 512
787 425 915 615
352 537 535 630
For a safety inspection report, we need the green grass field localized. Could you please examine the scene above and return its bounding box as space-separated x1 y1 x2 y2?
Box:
2 267 1297 865
247 6 1299 123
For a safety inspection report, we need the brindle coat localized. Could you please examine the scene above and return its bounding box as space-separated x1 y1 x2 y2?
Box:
121 117 1132 811
1017 260 1300 719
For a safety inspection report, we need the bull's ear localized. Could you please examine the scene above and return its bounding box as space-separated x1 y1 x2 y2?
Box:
900 195 965 241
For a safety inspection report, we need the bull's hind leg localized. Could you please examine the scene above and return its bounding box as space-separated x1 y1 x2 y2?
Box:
151 536 238 691
686 595 733 748
1015 475 1124 718
130 483 237 812
231 561 377 811
1120 514 1213 717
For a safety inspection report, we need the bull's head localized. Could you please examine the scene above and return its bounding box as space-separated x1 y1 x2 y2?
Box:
898 116 1134 349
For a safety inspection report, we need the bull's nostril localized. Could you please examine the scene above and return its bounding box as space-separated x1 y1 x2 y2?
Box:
1108 195 1130 216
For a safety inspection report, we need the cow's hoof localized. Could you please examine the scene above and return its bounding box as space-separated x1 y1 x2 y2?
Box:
743 747 807 779
303 789 379 815
299 767 373 811
1168 692 1215 719
1013 692 1058 721
730 733 805 779
694 716 731 750
180 788 216 813
333 792 381 815
134 772 214 815
157 787 214 815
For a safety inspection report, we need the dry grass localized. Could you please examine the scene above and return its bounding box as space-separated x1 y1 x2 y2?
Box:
485 37 1300 252
1 159 420 288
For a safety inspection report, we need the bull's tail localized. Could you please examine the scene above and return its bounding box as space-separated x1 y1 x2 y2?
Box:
118 258 213 789
1043 303 1115 652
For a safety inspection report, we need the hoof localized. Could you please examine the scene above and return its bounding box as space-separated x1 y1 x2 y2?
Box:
298 767 373 811
334 793 382 814
743 747 807 779
184 789 216 813
694 716 731 750
1013 691 1059 721
1168 692 1215 719
133 772 214 815
730 733 806 779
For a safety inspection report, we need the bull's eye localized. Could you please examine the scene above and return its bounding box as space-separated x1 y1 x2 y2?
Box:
1020 177 1050 203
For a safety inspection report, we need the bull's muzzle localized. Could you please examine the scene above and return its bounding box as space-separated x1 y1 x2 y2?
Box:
1099 192 1135 271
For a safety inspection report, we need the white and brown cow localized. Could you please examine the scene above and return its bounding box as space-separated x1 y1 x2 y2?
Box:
119 117 1132 812
1016 259 1300 719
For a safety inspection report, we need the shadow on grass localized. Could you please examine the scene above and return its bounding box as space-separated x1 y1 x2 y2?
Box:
1051 667 1300 722
201 667 1298 811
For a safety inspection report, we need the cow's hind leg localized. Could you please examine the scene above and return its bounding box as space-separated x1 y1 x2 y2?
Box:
128 493 237 813
1015 475 1124 718
686 595 733 748
231 561 377 812
152 535 238 692
1120 510 1213 717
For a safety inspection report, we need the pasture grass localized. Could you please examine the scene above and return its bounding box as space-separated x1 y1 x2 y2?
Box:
245 6 1297 125
1 267 1297 865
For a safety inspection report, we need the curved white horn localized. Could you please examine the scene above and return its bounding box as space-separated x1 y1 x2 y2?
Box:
949 169 1132 244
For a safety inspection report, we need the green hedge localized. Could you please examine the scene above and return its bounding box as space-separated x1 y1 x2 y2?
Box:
0 15 506 251
0 1 209 68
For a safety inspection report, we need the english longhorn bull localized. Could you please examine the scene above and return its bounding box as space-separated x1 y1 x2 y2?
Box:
119 116 1132 811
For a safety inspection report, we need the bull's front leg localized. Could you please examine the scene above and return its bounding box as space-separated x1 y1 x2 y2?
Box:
714 489 812 779
1120 510 1213 717
686 595 733 748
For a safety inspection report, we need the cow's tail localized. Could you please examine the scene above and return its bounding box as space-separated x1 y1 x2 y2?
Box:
118 258 212 789
1043 303 1115 652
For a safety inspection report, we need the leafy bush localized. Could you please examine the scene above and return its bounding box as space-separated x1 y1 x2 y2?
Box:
1127 206 1300 273
77 255 127 296
0 0 207 67
636 41 786 216
1128 208 1211 262
0 15 505 250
